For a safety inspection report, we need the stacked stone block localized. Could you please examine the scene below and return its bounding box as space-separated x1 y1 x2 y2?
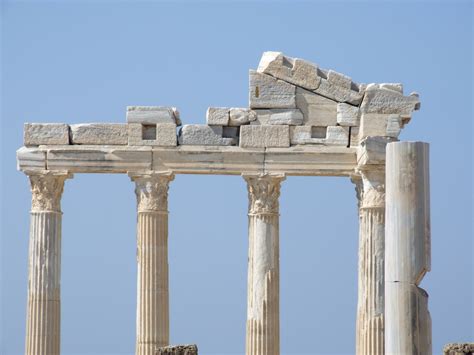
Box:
22 51 420 151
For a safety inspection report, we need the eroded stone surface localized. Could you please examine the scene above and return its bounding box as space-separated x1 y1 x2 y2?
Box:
360 86 420 117
178 125 236 146
229 108 257 126
206 107 229 126
337 103 360 127
296 88 337 126
127 106 181 125
240 125 289 148
24 123 69 146
359 113 402 139
70 123 128 145
249 70 296 109
257 51 320 90
253 109 303 125
156 344 198 355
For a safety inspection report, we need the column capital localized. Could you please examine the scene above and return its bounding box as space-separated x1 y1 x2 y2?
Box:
26 170 73 212
352 166 385 209
129 171 174 212
242 173 285 216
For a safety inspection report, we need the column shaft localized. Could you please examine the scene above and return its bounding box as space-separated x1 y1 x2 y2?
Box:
131 172 174 355
24 171 70 355
244 174 284 355
385 142 431 355
354 170 385 355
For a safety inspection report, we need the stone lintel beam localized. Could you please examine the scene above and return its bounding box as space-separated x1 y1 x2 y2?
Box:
17 145 357 176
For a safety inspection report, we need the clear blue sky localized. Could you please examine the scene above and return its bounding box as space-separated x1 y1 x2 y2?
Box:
1 1 472 354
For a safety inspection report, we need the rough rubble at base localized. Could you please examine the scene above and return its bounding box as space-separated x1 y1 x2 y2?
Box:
22 51 420 150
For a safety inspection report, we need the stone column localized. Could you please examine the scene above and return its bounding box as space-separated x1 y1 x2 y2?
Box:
24 171 72 355
385 142 431 355
353 167 385 355
130 172 174 355
243 173 285 355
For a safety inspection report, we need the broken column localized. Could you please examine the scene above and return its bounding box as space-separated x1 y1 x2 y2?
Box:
243 173 285 355
25 171 72 355
385 142 431 355
130 172 174 355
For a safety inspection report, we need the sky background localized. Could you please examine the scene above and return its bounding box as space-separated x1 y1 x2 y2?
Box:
1 1 473 354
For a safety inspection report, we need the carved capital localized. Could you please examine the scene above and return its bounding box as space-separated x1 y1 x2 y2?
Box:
353 167 385 209
27 171 72 212
243 173 285 216
130 172 174 212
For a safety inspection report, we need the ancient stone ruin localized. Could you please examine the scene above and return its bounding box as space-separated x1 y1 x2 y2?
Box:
17 51 440 354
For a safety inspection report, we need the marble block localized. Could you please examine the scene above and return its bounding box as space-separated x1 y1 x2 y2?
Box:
240 125 290 148
253 109 303 125
70 123 128 145
24 123 69 146
249 70 296 109
127 106 181 125
296 88 337 126
128 123 177 147
178 125 236 146
206 107 229 126
337 103 360 126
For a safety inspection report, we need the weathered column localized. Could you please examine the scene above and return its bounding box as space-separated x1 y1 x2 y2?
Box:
243 173 285 355
385 142 431 355
353 167 385 355
130 172 174 355
24 170 72 355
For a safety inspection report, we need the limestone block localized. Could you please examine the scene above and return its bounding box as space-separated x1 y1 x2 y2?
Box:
257 51 320 90
290 126 348 146
253 109 303 125
249 70 296 109
357 136 395 165
46 146 152 172
360 86 420 117
128 123 177 147
327 69 352 89
359 113 402 139
443 344 474 355
337 103 360 126
314 78 364 105
229 108 257 126
385 282 432 355
240 125 289 148
127 106 181 125
296 88 337 126
16 147 46 170
206 107 229 126
178 125 236 146
24 123 69 146
70 123 128 145
156 344 198 355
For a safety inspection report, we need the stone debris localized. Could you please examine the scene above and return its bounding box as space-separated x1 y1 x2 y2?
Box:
443 343 474 355
70 123 128 145
21 51 421 150
178 125 236 146
24 123 70 146
240 125 290 148
257 51 320 90
127 106 181 126
249 70 296 109
156 344 198 355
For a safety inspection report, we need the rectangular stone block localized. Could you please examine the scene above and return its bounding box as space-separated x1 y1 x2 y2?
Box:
127 106 181 125
206 107 229 126
360 86 420 117
128 123 177 146
359 113 402 139
16 147 46 170
70 123 128 145
296 88 337 126
249 70 296 109
290 125 348 146
178 125 236 146
253 109 303 125
325 126 349 145
314 78 364 105
24 123 69 146
240 125 289 148
349 127 360 147
327 69 352 89
257 51 321 90
337 103 360 126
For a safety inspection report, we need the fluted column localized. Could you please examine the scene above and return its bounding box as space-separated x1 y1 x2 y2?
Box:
130 172 174 355
25 170 72 355
243 173 285 355
353 168 385 355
